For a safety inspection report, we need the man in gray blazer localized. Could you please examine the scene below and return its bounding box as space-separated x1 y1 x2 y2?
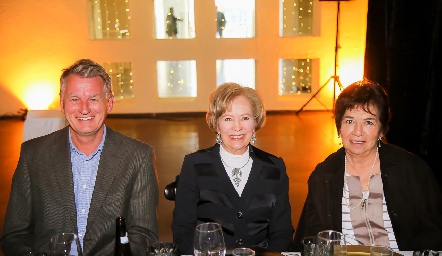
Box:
0 59 159 255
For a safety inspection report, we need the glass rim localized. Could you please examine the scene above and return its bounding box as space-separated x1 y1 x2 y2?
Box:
50 232 78 243
233 247 255 251
232 247 255 255
51 232 78 236
317 230 346 242
370 245 393 251
195 222 222 232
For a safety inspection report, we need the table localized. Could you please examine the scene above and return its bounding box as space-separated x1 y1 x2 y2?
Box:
23 110 67 142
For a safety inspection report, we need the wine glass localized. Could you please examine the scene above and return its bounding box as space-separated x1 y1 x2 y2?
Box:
316 230 347 256
148 241 179 256
302 236 317 256
370 245 393 256
49 233 83 256
193 222 226 256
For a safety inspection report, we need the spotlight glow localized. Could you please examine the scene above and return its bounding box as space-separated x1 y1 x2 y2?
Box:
23 82 58 110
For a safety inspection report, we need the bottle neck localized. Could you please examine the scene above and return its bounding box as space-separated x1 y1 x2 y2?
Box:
116 217 128 236
115 217 133 255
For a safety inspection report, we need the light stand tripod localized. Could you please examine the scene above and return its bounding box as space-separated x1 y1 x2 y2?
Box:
296 0 344 114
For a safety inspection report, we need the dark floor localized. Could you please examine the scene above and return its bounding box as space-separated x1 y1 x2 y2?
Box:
0 111 340 254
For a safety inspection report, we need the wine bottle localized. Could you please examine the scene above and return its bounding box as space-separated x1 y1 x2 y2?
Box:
114 216 133 256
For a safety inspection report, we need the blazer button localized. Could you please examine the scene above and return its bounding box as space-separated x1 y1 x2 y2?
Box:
237 212 243 219
236 239 244 245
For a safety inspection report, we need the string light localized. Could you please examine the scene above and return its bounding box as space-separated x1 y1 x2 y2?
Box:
279 59 312 95
282 0 313 36
101 62 134 100
90 0 130 39
158 61 196 98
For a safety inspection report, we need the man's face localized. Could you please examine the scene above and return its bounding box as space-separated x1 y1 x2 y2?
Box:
60 74 113 138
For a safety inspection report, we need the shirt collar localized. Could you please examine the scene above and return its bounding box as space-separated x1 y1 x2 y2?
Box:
69 125 107 159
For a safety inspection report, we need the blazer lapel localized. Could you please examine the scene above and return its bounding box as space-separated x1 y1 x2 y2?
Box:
242 145 273 195
329 149 346 228
206 144 244 195
242 155 262 196
86 127 122 230
53 127 78 231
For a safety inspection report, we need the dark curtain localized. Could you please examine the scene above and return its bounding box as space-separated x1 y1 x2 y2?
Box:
364 0 442 183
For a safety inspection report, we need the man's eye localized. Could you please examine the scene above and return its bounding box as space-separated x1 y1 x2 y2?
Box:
345 119 353 124
366 120 374 125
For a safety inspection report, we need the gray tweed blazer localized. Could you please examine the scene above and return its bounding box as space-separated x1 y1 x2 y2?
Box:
0 125 159 256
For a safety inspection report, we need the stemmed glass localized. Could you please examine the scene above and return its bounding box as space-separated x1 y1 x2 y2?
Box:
302 236 317 256
193 222 226 256
49 233 83 256
316 230 347 256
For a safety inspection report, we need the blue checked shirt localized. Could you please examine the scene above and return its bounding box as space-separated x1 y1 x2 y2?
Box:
69 127 106 248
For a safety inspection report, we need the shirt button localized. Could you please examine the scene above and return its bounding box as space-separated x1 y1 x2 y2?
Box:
237 212 243 219
236 239 243 245
81 209 85 213
83 184 87 189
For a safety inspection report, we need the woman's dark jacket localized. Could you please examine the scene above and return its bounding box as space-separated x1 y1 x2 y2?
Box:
172 144 295 254
293 142 442 251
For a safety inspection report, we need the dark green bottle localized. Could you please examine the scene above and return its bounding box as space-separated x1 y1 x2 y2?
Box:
114 217 133 256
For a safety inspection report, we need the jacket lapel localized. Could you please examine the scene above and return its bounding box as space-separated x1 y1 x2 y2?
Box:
53 127 78 231
242 154 263 196
86 127 122 230
207 144 240 194
206 144 254 196
331 159 345 228
319 148 346 229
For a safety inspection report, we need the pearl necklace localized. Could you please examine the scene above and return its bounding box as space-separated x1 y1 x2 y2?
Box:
343 147 379 210
220 155 251 187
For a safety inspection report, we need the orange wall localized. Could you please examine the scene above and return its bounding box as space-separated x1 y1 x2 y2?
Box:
0 0 368 115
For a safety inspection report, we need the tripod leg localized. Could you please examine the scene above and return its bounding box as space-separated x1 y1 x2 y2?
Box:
336 77 344 91
296 76 333 114
315 98 330 111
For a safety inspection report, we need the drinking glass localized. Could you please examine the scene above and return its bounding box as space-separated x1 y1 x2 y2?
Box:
302 236 317 256
50 233 82 256
316 230 347 256
232 248 255 256
193 222 226 256
148 241 179 256
370 245 393 256
413 250 440 256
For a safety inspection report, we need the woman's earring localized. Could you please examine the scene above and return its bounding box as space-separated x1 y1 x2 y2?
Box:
216 133 222 144
251 133 257 144
338 135 342 146
378 137 382 148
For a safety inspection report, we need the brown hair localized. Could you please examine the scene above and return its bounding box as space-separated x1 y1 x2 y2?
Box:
60 59 112 99
206 82 266 133
334 79 391 135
